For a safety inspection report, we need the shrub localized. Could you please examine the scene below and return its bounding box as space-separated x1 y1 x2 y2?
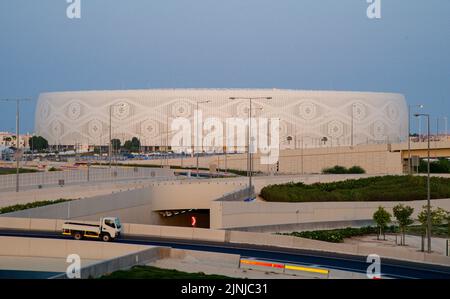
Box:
260 175 450 203
280 226 396 243
322 165 366 174
0 199 71 214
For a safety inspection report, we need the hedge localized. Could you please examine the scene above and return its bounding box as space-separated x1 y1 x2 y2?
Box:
280 226 397 243
0 199 72 214
260 175 450 202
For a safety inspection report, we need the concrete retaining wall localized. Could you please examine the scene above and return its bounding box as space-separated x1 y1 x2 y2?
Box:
51 246 165 279
211 198 450 230
0 236 150 260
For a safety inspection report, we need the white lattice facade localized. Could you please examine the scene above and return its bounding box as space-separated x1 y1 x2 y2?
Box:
35 89 408 149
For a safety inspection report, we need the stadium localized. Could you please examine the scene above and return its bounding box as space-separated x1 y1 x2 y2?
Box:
34 89 408 151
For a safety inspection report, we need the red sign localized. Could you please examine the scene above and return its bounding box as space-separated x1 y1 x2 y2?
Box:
191 216 197 227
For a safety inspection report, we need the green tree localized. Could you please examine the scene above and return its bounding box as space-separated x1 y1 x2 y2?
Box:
123 137 141 152
29 136 48 152
445 211 450 238
417 206 447 237
393 204 414 246
123 140 133 151
111 139 121 153
131 137 140 152
373 207 391 240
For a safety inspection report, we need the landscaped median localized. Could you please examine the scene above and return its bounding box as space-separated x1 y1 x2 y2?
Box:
260 175 450 202
0 199 72 214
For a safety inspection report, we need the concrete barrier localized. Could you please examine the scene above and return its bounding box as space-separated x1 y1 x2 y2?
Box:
51 246 164 279
127 223 162 237
0 217 31 230
192 228 226 243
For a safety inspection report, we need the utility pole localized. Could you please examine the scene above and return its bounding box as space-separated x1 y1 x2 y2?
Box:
408 104 424 174
195 100 210 178
229 96 272 200
415 113 432 253
0 98 32 192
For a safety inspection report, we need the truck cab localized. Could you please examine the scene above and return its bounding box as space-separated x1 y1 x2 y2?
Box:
101 217 122 241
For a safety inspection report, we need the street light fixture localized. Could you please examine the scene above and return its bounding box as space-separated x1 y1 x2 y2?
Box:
408 104 424 174
195 100 211 178
109 103 127 169
414 113 431 253
229 96 272 200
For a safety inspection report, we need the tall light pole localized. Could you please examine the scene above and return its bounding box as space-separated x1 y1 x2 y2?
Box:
195 100 210 178
415 113 431 253
0 98 32 192
109 103 126 169
229 96 272 200
408 104 424 174
351 104 355 147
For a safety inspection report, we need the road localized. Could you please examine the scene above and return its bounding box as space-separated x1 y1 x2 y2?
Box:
1 229 450 279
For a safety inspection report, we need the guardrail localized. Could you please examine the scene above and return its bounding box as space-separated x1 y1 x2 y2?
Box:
239 258 330 278
0 167 174 191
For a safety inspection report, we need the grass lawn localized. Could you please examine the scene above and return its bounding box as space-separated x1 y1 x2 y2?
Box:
99 265 233 279
260 175 450 202
0 199 72 214
0 167 38 175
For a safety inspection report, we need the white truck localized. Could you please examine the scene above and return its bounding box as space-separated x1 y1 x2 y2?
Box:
62 217 122 242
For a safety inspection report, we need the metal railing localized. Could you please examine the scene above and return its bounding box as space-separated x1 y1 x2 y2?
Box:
0 167 174 191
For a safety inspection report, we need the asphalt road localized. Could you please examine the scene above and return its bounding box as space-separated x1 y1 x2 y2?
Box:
1 229 450 279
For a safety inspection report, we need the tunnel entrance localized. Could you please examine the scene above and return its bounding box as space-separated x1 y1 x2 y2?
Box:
155 209 210 228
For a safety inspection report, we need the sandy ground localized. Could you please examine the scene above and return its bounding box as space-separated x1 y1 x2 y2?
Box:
147 250 368 279
344 233 449 255
0 256 99 272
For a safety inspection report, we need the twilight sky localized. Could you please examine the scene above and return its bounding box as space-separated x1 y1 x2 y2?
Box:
0 0 449 134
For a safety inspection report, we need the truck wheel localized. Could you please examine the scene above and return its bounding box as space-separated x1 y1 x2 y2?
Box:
73 232 82 240
101 234 111 242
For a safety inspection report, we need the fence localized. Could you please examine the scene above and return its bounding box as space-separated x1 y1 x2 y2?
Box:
0 167 174 191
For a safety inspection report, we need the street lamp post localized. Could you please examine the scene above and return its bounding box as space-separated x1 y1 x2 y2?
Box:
0 98 32 192
195 100 211 178
351 104 355 147
415 113 432 253
109 103 126 169
408 104 424 174
229 96 272 200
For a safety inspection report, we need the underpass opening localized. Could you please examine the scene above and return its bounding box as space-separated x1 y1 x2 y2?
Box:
156 209 210 228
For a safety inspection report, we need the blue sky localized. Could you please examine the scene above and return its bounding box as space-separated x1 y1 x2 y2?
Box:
0 0 449 134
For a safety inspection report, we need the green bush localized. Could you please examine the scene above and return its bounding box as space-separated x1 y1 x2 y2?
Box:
260 175 450 202
322 165 366 174
0 168 38 175
419 158 450 173
0 199 71 214
99 265 233 279
281 226 397 243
